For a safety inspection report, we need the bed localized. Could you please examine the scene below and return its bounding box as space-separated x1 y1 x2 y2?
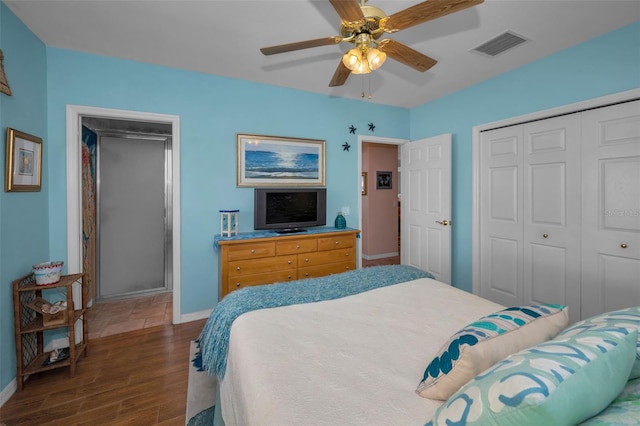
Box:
198 265 640 426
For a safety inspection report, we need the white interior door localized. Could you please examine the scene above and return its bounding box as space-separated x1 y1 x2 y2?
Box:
401 134 452 283
479 126 524 306
523 114 582 324
581 100 640 318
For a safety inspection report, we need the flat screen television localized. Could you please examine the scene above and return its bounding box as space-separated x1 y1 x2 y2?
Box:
254 188 326 233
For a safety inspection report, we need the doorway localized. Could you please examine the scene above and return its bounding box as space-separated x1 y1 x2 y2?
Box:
359 137 405 268
66 105 182 325
82 117 173 301
82 117 172 300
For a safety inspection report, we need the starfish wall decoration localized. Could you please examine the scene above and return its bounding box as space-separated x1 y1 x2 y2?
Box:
349 125 357 134
368 122 376 132
342 142 351 151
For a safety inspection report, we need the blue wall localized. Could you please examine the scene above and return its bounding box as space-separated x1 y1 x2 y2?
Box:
410 21 640 292
0 2 48 394
1 0 638 395
44 49 410 316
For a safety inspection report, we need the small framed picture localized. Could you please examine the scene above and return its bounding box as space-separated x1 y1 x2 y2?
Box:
5 128 42 192
361 172 367 196
376 171 392 190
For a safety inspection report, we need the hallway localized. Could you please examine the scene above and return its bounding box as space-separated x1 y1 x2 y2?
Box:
87 292 172 340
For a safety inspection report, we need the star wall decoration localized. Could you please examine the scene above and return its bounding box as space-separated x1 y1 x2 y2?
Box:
368 122 376 132
349 125 357 134
342 142 351 151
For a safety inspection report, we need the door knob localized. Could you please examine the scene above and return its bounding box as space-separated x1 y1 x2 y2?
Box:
621 243 628 249
435 220 450 226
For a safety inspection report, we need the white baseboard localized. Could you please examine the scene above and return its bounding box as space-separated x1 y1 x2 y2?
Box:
362 252 399 260
179 308 212 324
0 379 17 408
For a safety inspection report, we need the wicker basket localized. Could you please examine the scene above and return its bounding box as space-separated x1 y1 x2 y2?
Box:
32 261 64 285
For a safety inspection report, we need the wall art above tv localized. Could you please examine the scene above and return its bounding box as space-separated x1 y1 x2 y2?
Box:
236 134 325 187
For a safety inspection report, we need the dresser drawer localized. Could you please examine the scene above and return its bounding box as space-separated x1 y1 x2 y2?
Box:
229 256 297 277
226 242 276 261
317 234 355 251
276 238 317 255
299 260 355 280
299 247 355 267
227 269 297 293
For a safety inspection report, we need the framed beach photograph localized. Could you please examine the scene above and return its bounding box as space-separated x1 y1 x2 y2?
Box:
5 128 42 192
237 134 325 187
376 171 392 190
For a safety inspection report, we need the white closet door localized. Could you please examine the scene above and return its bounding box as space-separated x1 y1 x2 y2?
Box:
523 115 582 323
479 126 524 306
581 100 640 319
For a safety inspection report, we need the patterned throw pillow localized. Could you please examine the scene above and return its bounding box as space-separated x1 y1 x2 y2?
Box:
579 377 640 425
426 328 638 426
416 305 569 400
558 306 640 379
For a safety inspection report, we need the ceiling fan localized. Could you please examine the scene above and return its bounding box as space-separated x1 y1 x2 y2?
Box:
260 0 484 87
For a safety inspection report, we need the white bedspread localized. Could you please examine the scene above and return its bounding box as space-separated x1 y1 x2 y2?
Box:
220 277 504 426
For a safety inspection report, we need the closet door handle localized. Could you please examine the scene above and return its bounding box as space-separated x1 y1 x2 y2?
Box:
621 243 628 249
435 220 450 226
543 234 549 238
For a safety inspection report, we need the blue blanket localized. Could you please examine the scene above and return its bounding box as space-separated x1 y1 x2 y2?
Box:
198 265 433 378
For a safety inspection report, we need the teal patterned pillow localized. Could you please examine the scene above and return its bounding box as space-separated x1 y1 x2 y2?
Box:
426 328 638 426
417 305 568 400
579 377 640 425
558 306 640 379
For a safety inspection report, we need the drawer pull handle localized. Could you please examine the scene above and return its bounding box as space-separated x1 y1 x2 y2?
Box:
335 241 339 245
543 234 549 238
305 258 309 262
621 243 628 249
236 283 241 287
346 266 350 270
296 245 301 249
305 273 309 277
250 249 255 254
288 275 292 279
288 260 292 264
345 253 350 256
236 266 241 271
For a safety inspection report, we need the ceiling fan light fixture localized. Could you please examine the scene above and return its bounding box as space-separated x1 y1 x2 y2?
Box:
367 48 386 70
342 47 363 70
351 57 371 74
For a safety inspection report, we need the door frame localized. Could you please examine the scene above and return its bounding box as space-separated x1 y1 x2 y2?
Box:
357 135 408 268
471 88 640 296
66 105 182 324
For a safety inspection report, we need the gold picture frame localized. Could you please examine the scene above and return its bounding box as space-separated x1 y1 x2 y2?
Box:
5 128 42 192
236 134 325 187
361 172 367 195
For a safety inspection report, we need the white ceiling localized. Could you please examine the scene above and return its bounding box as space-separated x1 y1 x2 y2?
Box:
5 0 639 108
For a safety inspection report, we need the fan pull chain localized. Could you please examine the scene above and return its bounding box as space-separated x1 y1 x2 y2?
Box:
361 75 373 99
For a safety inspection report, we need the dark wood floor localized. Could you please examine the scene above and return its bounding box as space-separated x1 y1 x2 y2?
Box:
0 318 207 426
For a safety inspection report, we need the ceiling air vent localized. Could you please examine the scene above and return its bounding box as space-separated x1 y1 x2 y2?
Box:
472 31 529 57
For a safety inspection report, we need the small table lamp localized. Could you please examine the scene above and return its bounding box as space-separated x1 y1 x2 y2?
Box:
220 210 239 236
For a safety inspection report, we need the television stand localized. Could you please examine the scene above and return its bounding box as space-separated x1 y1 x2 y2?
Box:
275 228 307 234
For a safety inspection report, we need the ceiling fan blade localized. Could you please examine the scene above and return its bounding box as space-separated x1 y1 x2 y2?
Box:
378 39 437 72
385 0 484 32
329 61 351 87
261 37 342 55
329 0 365 23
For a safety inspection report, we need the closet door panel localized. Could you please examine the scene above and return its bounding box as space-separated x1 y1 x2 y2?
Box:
523 115 582 323
480 126 523 306
582 100 640 319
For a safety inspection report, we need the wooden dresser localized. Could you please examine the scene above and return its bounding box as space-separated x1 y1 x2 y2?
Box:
217 228 359 299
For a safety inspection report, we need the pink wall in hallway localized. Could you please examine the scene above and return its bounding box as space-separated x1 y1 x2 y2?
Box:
362 142 399 258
